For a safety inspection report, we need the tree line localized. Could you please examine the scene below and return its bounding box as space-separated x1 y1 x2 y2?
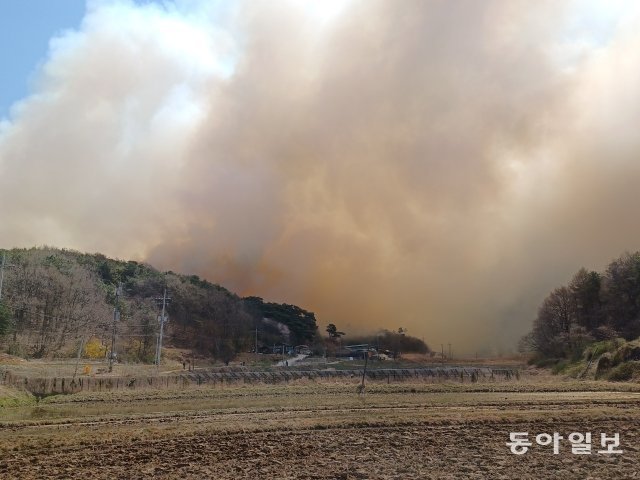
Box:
522 251 640 361
325 325 430 357
0 247 319 363
0 247 434 364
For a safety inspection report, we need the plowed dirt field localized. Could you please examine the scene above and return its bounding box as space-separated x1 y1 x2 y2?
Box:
0 382 638 479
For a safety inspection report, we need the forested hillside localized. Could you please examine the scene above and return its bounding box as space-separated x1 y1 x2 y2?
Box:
522 251 640 363
0 247 319 363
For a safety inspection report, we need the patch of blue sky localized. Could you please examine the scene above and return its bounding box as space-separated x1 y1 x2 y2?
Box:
1 0 237 122
0 0 86 120
555 0 636 70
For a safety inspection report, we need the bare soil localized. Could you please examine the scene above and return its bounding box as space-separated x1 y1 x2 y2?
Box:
0 380 638 479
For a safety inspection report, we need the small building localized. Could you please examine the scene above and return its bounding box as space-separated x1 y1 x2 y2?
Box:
294 345 312 355
271 344 294 355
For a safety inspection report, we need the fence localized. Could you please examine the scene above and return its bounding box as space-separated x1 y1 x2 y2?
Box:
1 366 519 396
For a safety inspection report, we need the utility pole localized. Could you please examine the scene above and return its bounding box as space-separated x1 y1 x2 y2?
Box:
108 284 122 373
255 327 258 361
359 348 370 395
73 337 87 380
441 343 444 361
448 343 452 361
0 253 6 300
155 288 171 367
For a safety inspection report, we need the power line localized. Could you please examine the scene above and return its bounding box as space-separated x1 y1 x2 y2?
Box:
115 333 157 337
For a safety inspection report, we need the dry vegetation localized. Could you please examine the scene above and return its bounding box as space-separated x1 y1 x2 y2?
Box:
0 375 638 479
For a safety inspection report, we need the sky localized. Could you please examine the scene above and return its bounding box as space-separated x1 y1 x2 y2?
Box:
0 0 86 117
2 0 640 354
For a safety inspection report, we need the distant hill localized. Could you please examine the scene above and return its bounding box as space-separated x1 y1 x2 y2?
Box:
0 247 318 363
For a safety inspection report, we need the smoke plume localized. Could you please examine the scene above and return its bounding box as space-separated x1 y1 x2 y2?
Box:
2 0 640 352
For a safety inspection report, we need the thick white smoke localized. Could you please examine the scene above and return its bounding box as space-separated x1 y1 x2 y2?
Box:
3 0 640 352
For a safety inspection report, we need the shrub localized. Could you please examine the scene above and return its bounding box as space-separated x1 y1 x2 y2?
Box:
584 338 625 361
552 360 569 374
84 337 107 359
612 341 640 366
531 357 561 368
596 353 612 374
563 363 586 378
6 342 25 357
607 361 640 381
